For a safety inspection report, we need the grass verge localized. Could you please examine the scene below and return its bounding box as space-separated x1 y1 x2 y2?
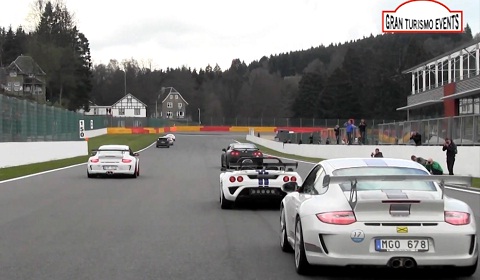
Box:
238 138 480 189
0 134 160 182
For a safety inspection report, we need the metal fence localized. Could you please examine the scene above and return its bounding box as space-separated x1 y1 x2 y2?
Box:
0 94 108 142
378 115 480 146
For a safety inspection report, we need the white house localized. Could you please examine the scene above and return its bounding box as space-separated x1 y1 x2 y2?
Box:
84 93 147 117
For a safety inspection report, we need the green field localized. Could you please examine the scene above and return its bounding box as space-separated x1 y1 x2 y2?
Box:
238 139 480 189
0 134 160 181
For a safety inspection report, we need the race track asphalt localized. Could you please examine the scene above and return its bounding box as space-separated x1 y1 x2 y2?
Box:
0 133 478 280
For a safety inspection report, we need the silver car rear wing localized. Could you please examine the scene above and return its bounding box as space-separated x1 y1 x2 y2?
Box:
322 174 473 209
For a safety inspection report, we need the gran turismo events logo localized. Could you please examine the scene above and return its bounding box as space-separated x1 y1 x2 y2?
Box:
382 0 463 33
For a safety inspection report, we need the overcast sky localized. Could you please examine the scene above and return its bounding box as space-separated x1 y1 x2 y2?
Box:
1 0 479 71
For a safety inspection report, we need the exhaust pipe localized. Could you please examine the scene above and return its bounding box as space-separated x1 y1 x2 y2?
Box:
403 259 415 269
106 171 113 175
390 258 402 268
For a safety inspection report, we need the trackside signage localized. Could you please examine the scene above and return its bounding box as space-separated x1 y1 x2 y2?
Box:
79 120 85 139
382 0 463 33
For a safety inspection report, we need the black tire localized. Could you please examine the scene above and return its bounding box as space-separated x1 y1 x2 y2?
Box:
220 189 234 209
280 208 293 252
87 170 94 178
294 217 312 275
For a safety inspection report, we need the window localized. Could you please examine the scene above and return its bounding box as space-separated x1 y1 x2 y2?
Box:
134 108 141 115
94 108 98 115
301 165 321 194
167 102 173 108
179 111 184 117
170 95 173 99
166 111 173 118
178 103 183 109
175 95 178 99
119 108 125 115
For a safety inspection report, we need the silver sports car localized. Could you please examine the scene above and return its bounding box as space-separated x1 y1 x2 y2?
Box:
280 158 477 276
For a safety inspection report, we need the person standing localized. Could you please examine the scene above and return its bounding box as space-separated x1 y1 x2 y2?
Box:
334 125 340 144
344 119 356 145
442 138 457 175
410 131 422 146
425 158 443 175
358 119 367 144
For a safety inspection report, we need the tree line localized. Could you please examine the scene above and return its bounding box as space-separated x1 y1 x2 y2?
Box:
0 0 478 122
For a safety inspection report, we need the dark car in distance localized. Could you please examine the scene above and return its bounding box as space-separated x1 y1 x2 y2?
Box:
156 136 171 148
221 143 263 169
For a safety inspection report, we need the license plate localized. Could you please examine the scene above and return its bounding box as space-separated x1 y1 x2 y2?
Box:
375 239 429 252
103 166 117 170
250 189 276 195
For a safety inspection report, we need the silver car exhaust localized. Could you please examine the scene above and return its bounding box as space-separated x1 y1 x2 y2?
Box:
388 257 416 268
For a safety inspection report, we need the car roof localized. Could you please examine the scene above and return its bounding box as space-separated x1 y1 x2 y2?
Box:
98 144 130 150
320 158 426 172
232 143 257 149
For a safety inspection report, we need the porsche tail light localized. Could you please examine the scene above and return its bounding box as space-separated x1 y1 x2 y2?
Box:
237 176 244 182
290 176 297 182
229 176 236 183
253 151 262 157
122 159 132 163
316 211 356 225
231 151 240 156
90 158 99 163
283 176 290 182
445 211 470 225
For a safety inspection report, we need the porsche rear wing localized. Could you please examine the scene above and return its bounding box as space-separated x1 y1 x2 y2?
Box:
322 174 472 209
227 156 298 170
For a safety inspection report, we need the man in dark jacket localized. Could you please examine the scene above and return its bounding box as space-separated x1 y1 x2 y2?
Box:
371 148 383 158
358 119 367 144
410 131 422 146
442 138 457 175
334 125 340 144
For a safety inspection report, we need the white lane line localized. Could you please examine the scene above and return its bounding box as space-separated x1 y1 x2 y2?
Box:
0 142 155 184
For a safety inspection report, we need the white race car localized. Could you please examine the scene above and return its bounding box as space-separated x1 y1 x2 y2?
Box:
165 134 175 143
219 157 303 209
87 145 140 178
280 158 477 276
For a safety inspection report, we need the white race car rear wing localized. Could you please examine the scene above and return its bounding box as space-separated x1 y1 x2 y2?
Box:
322 174 472 209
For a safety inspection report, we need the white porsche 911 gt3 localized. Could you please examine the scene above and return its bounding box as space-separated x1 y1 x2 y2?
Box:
87 145 140 178
280 158 477 276
219 157 303 209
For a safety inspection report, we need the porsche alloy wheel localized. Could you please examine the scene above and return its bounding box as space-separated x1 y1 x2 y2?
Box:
280 208 293 252
294 217 311 274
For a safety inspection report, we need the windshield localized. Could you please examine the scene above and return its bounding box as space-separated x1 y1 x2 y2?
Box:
232 144 257 150
332 167 436 192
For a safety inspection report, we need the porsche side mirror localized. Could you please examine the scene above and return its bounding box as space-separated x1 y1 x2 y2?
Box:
281 182 298 193
133 153 139 156
220 167 226 171
222 148 226 152
90 151 97 156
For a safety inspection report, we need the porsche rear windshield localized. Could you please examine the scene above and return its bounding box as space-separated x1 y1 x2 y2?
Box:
332 167 436 191
232 144 257 149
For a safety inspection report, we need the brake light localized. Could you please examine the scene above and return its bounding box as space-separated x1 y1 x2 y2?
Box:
237 176 243 182
253 151 262 157
316 211 356 225
290 176 297 182
90 158 99 163
231 151 240 156
283 176 290 182
122 159 132 163
445 211 470 225
229 176 236 183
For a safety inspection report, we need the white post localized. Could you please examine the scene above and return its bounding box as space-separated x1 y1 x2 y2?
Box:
198 108 201 125
422 70 426 91
448 56 452 83
467 50 470 79
476 44 480 75
459 50 464 80
411 73 415 95
441 60 444 85
435 62 438 87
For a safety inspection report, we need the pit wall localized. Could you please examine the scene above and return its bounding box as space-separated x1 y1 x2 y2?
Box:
246 135 480 177
106 126 279 134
